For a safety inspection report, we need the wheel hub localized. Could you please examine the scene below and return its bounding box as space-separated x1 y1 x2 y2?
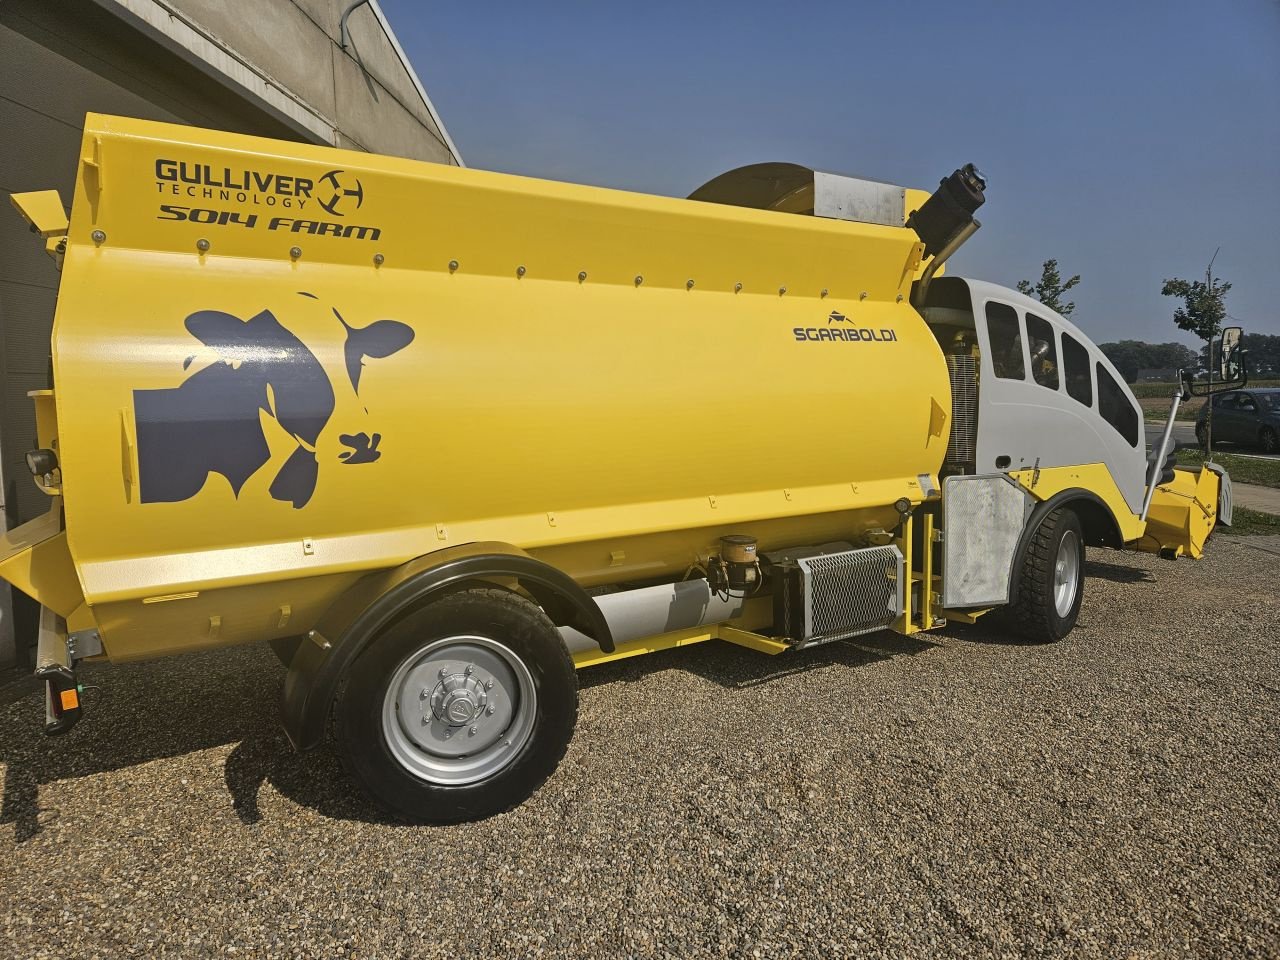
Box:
431 674 489 726
1054 529 1081 618
383 636 536 783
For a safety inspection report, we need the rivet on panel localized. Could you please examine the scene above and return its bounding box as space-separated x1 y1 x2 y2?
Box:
634 274 643 286
578 271 588 283
820 288 829 298
196 238 210 253
290 246 303 260
734 282 742 293
91 229 106 245
860 290 869 300
778 286 787 296
448 259 458 272
373 253 385 266
686 279 695 290
516 264 526 277
435 523 448 541
896 293 904 302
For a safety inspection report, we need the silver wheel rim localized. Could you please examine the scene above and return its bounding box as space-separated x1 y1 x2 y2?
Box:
381 635 536 786
1053 529 1081 618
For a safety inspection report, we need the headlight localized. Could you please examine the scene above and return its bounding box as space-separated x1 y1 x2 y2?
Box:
25 448 58 476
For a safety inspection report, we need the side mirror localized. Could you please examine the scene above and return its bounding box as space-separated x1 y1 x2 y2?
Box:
1220 326 1242 380
1184 327 1248 397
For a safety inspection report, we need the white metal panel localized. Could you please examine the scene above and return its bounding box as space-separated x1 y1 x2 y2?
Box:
942 474 1032 607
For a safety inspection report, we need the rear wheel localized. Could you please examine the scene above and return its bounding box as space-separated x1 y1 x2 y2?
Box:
1260 427 1278 454
1006 507 1084 643
336 588 577 823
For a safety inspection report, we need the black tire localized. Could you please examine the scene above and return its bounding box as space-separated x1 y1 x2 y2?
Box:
1260 427 1278 454
1005 507 1084 643
336 587 577 824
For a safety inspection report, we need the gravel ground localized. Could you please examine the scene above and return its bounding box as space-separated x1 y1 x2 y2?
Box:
1 540 1277 959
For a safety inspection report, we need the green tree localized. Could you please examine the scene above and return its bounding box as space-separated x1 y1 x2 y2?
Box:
1160 274 1231 343
1099 340 1199 383
1017 259 1081 317
1163 257 1231 452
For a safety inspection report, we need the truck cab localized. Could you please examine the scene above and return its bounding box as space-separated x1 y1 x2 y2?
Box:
920 276 1148 519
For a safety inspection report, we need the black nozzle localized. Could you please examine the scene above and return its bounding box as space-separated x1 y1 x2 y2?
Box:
907 163 987 258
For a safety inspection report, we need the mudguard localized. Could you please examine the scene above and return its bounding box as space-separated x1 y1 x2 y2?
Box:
280 542 612 751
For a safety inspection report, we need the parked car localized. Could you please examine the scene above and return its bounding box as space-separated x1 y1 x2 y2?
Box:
1196 388 1280 453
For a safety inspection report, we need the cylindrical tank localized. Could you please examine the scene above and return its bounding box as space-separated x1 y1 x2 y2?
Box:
48 114 951 659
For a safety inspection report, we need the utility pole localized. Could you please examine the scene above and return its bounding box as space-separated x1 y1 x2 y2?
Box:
1204 248 1219 460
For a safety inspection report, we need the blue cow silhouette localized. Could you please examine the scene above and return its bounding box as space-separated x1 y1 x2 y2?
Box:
133 300 414 509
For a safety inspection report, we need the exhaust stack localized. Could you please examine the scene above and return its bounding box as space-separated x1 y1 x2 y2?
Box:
909 164 986 307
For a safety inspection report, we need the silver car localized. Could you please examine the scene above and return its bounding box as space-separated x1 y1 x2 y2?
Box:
1196 387 1280 453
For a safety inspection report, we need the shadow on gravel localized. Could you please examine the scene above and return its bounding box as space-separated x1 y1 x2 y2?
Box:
3 627 945 838
579 630 938 692
1083 559 1156 584
0 644 398 841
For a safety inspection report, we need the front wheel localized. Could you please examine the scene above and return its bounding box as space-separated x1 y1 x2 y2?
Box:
336 587 578 823
1005 507 1084 643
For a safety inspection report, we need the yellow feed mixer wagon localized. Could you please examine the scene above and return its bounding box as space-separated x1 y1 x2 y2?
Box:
2 115 1243 822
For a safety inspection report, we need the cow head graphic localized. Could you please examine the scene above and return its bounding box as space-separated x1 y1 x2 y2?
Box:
132 294 414 509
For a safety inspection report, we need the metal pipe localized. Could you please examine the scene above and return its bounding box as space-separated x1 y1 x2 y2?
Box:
911 219 980 309
1140 387 1183 521
339 0 372 50
558 579 745 655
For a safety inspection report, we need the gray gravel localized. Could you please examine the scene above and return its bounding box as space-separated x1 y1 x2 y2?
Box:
1 540 1277 958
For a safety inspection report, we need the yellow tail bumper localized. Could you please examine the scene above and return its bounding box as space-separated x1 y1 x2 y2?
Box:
1137 466 1222 559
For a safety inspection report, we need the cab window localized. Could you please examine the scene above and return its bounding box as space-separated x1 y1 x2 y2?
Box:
1026 313 1060 390
985 302 1024 380
1096 362 1139 447
1061 332 1092 406
1238 394 1258 412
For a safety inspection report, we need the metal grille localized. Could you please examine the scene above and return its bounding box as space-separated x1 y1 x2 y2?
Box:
796 545 902 645
945 355 977 470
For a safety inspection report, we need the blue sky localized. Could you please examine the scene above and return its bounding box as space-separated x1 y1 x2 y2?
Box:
381 0 1279 345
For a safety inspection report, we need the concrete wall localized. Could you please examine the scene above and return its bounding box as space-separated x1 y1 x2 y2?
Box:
0 0 459 666
163 0 459 163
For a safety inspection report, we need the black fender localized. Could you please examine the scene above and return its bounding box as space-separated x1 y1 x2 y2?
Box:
281 542 612 751
1007 490 1124 601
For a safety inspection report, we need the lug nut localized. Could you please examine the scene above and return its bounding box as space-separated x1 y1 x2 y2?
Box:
465 664 474 675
